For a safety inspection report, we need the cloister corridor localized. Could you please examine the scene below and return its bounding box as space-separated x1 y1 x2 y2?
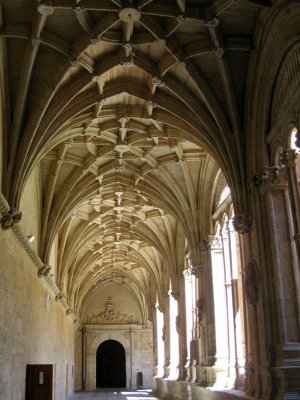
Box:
1 1 300 399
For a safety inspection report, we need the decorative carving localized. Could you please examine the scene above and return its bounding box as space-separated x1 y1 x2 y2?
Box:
55 292 66 301
281 149 297 169
86 297 136 324
199 235 220 252
66 308 73 316
245 260 259 305
147 100 157 108
90 37 98 45
183 269 192 279
69 58 78 68
123 41 132 49
188 265 203 278
1 208 22 230
37 1 54 15
120 57 134 68
176 14 185 22
170 290 179 301
38 264 51 278
152 77 164 87
254 166 281 187
232 213 252 234
118 115 129 124
206 17 219 28
72 3 85 12
119 7 141 23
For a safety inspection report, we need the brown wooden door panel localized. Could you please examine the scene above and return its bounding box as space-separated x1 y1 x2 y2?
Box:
26 364 53 400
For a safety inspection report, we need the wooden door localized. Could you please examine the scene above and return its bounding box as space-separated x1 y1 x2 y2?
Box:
26 364 53 400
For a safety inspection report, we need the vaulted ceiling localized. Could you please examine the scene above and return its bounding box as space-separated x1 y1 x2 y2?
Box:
0 0 267 319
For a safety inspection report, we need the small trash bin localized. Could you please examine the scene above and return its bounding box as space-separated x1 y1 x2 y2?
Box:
137 371 143 389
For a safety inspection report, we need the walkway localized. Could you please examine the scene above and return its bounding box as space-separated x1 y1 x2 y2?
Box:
71 389 160 400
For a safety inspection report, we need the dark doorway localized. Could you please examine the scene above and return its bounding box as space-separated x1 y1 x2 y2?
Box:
25 364 53 400
96 340 126 388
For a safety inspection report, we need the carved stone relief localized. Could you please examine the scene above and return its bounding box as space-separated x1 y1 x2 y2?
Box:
254 166 287 188
281 149 297 168
232 213 252 234
86 297 136 324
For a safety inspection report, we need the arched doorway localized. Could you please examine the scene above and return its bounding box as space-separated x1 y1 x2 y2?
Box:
96 340 126 388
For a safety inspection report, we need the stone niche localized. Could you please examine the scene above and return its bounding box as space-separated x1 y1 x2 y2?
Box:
81 286 153 390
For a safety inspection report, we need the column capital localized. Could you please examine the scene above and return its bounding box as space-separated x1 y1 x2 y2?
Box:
188 265 203 278
1 207 22 230
183 269 192 279
281 149 297 169
254 166 287 189
199 235 220 252
232 213 252 234
169 289 179 301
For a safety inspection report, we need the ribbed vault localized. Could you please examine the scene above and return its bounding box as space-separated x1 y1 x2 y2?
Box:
0 0 265 319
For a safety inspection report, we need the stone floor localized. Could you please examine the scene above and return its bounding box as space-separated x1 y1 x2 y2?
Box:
71 389 159 400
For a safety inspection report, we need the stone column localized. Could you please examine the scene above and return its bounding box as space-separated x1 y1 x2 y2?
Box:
168 290 180 379
210 233 230 387
152 304 159 377
178 274 188 381
252 166 300 399
162 295 171 378
183 269 196 382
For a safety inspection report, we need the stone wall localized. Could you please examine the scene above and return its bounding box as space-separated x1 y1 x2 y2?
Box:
82 324 153 390
0 228 76 400
78 288 153 390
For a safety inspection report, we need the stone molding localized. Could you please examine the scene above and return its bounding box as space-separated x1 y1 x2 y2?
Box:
232 213 252 234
